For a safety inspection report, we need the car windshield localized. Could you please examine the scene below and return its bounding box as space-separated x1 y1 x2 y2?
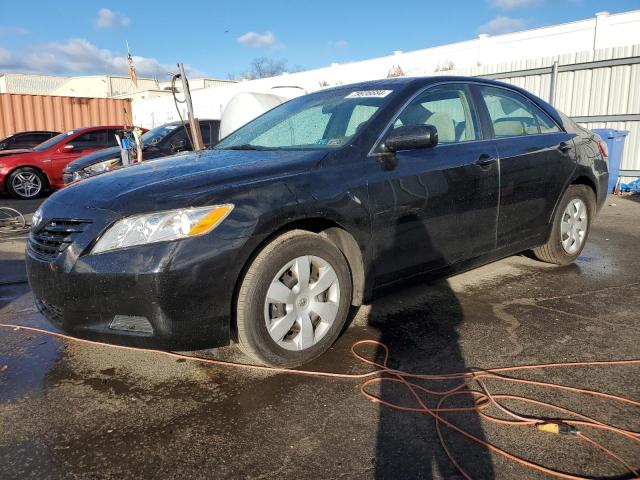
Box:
215 87 397 151
140 124 182 147
33 130 77 151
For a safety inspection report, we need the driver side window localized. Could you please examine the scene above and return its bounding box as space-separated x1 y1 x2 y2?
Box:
72 130 108 151
393 84 479 144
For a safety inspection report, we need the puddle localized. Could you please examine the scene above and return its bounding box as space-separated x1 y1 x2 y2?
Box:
0 335 63 401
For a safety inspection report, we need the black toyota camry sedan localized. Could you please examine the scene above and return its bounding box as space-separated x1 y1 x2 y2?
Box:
27 76 608 367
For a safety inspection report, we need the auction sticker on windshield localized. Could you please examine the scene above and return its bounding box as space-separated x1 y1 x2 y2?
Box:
345 90 392 98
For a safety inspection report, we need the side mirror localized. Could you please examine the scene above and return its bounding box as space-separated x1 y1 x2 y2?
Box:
171 139 187 152
61 144 75 153
383 125 438 152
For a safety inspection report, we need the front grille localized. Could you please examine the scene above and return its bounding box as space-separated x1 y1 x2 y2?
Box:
28 219 92 261
35 299 63 326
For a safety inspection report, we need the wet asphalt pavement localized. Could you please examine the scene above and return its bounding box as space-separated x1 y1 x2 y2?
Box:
0 194 639 479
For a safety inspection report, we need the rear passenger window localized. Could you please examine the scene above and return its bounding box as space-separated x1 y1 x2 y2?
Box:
199 124 211 146
392 84 479 144
72 131 107 150
210 122 220 144
480 86 560 138
105 130 119 147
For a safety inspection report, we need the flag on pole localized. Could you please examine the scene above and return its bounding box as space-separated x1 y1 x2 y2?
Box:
126 41 138 87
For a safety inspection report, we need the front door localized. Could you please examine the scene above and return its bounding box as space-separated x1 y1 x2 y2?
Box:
369 83 499 286
50 129 114 185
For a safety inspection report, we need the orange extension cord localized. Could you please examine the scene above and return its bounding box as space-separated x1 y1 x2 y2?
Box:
1 323 639 479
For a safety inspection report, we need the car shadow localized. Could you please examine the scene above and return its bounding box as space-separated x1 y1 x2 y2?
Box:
368 215 495 479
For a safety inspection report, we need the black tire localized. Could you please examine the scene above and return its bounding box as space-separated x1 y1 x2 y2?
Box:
532 184 595 265
7 167 47 200
236 230 353 367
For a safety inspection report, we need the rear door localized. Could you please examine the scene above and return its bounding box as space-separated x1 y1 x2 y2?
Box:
369 83 499 285
475 85 576 248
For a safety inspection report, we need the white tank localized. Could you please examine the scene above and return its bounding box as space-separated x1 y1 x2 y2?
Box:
219 92 287 139
218 87 306 139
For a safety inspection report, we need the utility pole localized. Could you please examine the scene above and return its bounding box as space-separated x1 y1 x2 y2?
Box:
178 63 204 151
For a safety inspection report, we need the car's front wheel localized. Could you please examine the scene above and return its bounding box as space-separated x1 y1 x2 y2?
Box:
7 167 46 199
532 184 595 265
236 230 352 367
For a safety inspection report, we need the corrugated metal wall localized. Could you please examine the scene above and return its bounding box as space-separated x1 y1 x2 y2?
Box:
0 94 132 138
438 44 640 178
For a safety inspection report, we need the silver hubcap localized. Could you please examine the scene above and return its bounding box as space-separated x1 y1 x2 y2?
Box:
561 198 588 254
12 172 42 198
264 255 340 351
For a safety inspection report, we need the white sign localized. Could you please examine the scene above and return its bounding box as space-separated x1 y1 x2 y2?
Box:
345 90 393 99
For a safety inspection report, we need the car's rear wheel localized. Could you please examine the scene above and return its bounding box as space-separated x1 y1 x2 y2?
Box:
532 184 595 265
7 167 46 199
236 230 352 367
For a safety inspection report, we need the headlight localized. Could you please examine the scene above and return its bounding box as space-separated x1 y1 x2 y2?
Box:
85 158 120 174
92 204 234 254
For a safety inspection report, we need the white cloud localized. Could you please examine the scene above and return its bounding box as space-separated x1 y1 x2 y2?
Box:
330 39 348 49
0 38 206 78
0 26 28 36
237 31 277 48
478 16 527 34
489 0 542 9
93 8 130 30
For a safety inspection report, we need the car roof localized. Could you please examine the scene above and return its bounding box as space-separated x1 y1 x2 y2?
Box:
72 125 135 131
163 119 219 126
321 75 561 123
12 130 60 135
322 75 535 91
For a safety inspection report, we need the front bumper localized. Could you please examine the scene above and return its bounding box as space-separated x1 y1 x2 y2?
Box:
26 205 253 350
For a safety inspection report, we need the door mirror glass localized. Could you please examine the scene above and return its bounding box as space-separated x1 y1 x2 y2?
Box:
61 144 75 153
384 125 438 152
171 139 187 152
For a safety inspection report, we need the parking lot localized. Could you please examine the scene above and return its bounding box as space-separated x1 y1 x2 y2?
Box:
0 194 638 479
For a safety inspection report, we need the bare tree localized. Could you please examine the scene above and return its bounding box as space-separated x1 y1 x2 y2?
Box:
237 57 288 80
434 60 456 72
387 65 405 78
228 58 306 80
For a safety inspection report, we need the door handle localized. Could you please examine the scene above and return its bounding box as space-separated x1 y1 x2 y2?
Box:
558 141 572 152
475 153 496 168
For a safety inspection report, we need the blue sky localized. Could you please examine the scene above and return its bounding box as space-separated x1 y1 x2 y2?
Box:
0 0 638 79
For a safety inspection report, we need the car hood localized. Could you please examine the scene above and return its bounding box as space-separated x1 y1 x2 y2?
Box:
48 148 328 214
64 147 121 172
65 146 188 173
0 148 32 157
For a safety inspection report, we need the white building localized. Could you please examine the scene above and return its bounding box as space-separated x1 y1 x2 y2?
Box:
0 73 235 99
0 73 68 95
131 9 640 177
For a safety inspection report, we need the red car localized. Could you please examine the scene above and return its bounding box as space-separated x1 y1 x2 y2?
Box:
0 126 131 199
